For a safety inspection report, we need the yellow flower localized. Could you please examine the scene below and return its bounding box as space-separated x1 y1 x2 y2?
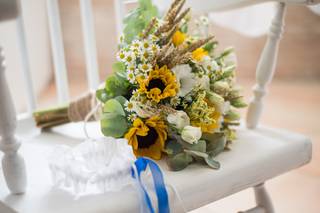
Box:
138 66 177 103
172 30 186 46
191 98 221 133
125 116 167 160
192 48 208 62
191 111 221 133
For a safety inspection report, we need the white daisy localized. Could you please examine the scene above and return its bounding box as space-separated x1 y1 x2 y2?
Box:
128 113 137 122
141 39 152 50
151 44 160 54
116 50 126 62
127 71 136 84
139 63 152 73
124 100 135 112
124 51 136 65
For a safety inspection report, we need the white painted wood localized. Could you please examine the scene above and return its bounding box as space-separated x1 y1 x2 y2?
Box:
46 0 69 103
0 47 27 195
0 123 312 212
114 0 126 39
16 14 37 113
80 0 100 90
246 2 286 129
241 183 274 213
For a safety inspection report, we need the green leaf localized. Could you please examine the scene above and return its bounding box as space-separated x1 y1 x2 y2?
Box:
231 98 247 108
180 23 188 33
203 133 226 157
184 150 208 158
103 99 125 116
203 41 217 53
105 74 129 98
123 0 158 43
100 114 128 138
112 62 126 78
165 140 183 155
205 156 220 169
114 96 128 107
225 109 240 121
167 153 193 171
183 140 206 153
96 88 110 103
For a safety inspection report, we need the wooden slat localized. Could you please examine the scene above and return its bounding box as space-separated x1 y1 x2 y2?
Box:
16 14 37 113
46 0 69 103
114 0 126 39
80 0 100 90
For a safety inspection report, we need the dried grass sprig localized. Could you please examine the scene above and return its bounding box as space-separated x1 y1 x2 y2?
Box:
142 17 157 39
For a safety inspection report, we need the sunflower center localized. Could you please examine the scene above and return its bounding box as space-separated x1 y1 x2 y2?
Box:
137 127 158 149
147 78 166 92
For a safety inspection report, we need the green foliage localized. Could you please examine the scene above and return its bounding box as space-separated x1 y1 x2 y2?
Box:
167 153 193 171
203 41 218 53
123 0 158 43
225 109 241 121
103 99 126 116
204 133 227 157
96 88 110 103
112 62 126 78
205 157 220 169
105 74 129 98
231 98 247 108
100 99 128 138
165 140 183 155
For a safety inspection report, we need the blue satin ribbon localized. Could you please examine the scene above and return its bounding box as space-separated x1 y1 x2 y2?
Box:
132 157 170 213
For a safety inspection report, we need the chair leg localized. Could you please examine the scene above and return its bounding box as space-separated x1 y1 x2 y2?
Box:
240 183 274 213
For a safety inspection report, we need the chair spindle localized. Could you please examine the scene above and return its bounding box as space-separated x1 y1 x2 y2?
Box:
246 2 286 129
0 47 27 194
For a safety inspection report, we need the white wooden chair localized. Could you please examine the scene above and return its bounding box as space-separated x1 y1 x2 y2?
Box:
0 0 318 212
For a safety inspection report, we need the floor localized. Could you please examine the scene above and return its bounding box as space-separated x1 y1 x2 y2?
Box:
38 78 320 213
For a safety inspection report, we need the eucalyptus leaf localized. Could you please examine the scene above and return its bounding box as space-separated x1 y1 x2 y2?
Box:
205 156 220 169
167 153 193 171
114 96 128 107
100 114 128 138
165 140 183 156
184 150 208 159
105 74 129 98
183 140 206 153
112 62 126 78
96 88 110 103
103 99 125 116
203 133 227 157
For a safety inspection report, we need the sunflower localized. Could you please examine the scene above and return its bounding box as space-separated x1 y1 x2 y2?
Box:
138 66 177 103
125 116 167 160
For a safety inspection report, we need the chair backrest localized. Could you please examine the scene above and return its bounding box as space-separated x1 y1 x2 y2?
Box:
4 0 320 122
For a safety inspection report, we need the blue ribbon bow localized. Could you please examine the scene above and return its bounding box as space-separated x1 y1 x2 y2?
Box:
132 157 170 213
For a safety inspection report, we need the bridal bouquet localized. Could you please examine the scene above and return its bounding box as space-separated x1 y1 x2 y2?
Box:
34 0 246 171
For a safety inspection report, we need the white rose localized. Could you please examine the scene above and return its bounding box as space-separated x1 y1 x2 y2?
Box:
172 64 197 97
181 126 202 144
167 111 190 130
196 75 210 91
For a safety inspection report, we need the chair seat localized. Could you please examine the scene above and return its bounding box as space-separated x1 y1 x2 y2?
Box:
0 121 312 213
